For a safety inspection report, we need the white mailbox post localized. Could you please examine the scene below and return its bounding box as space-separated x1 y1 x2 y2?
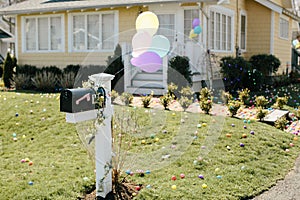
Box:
61 73 115 199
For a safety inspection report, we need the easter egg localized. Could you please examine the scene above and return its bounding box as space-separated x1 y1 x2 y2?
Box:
216 175 222 179
21 159 26 163
132 192 137 197
141 140 146 144
12 133 17 137
250 131 255 135
180 173 185 179
13 138 17 141
215 168 220 173
28 181 33 185
155 138 160 142
242 134 247 138
231 124 235 127
171 175 177 181
125 170 131 175
15 113 19 117
198 174 204 179
243 125 247 129
171 185 177 190
150 134 155 139
240 143 245 147
22 135 26 138
289 143 294 147
197 124 202 128
226 133 232 138
135 186 141 191
145 170 151 174
202 184 207 189
146 185 151 189
28 161 33 166
294 137 298 141
202 123 207 127
172 113 176 116
25 158 30 162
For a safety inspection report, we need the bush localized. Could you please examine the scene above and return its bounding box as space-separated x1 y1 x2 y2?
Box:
160 94 172 110
168 56 192 86
32 71 58 92
273 96 288 110
105 44 124 90
227 100 242 117
3 53 16 88
238 88 250 105
275 117 288 130
255 96 269 108
178 86 194 110
167 82 178 99
220 56 252 92
111 90 119 103
59 71 77 89
256 107 268 121
121 92 133 106
199 87 212 114
14 74 31 90
249 54 281 76
141 92 153 108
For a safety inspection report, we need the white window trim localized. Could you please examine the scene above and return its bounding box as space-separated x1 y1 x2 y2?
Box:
68 10 118 53
279 15 289 40
208 5 234 53
22 14 65 53
182 6 201 43
239 10 247 52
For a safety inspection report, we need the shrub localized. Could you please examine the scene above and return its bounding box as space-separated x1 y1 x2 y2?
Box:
168 56 192 85
15 64 38 90
199 87 212 114
105 44 124 90
238 88 250 105
14 74 31 90
167 82 178 99
32 71 58 92
220 56 252 92
255 96 269 108
160 94 172 110
121 92 133 106
273 96 288 110
221 91 232 105
111 90 119 103
227 100 242 117
256 107 268 121
275 117 288 130
141 92 153 108
59 71 77 89
64 64 80 77
3 53 16 88
249 54 281 76
179 86 194 110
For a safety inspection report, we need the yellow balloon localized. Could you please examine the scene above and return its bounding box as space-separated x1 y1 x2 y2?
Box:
136 11 159 36
189 29 197 38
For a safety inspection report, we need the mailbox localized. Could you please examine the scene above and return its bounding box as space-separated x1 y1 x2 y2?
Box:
60 88 96 113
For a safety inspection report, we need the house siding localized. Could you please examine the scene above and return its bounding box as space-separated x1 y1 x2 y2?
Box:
244 0 271 59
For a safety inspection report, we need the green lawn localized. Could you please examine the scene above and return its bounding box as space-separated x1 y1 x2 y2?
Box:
0 91 299 200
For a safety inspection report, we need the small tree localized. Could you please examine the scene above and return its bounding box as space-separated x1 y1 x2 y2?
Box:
273 96 288 110
2 52 16 88
238 88 250 105
256 107 267 121
160 94 172 110
255 96 269 108
249 54 281 76
275 117 288 130
141 92 153 108
105 44 124 90
227 99 242 117
199 87 212 114
178 86 194 110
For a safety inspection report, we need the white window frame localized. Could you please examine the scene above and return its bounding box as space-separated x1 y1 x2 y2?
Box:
279 16 289 40
208 6 234 53
183 7 201 43
156 13 176 44
239 10 247 51
68 11 118 52
22 14 65 53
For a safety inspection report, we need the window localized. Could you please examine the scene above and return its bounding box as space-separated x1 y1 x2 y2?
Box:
23 15 63 52
279 18 289 39
157 14 175 44
209 7 234 52
184 9 199 42
240 14 246 50
70 11 117 51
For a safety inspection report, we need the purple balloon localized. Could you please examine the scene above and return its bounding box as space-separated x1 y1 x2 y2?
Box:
192 18 200 28
130 51 162 73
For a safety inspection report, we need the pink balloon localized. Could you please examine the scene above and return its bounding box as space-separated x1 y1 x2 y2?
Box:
192 18 200 28
132 31 152 57
130 51 162 73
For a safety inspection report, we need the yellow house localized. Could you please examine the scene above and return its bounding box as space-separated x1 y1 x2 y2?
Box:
0 0 298 94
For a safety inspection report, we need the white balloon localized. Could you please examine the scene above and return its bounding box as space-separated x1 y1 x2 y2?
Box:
148 35 170 57
131 31 152 58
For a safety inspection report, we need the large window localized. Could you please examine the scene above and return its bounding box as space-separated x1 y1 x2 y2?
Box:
279 17 289 39
240 13 246 50
184 9 199 42
209 7 233 52
70 11 117 51
23 15 63 52
157 14 175 44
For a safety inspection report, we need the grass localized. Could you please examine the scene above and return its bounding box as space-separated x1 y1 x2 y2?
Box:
0 91 299 199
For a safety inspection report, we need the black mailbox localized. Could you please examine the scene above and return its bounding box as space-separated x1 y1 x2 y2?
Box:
60 88 96 113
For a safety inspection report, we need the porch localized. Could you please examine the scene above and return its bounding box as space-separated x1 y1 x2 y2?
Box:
121 41 222 95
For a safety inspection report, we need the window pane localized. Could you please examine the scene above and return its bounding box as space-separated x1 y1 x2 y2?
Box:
73 15 85 50
280 18 288 39
240 15 246 50
184 9 199 42
216 13 221 50
38 18 48 50
25 18 36 51
227 16 232 51
210 11 214 49
222 14 226 50
50 17 62 50
102 13 114 50
157 14 175 44
87 14 99 50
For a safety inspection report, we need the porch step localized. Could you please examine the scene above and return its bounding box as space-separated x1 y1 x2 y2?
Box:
134 71 163 80
126 86 166 95
132 79 164 88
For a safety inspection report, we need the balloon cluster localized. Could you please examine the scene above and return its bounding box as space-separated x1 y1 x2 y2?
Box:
189 18 202 39
130 11 171 73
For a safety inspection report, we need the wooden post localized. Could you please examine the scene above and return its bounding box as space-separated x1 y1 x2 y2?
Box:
88 73 114 199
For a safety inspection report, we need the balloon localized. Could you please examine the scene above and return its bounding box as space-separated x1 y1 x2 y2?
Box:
192 18 200 28
132 31 152 57
130 52 162 73
189 29 198 38
194 25 202 34
136 11 159 36
148 35 170 57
